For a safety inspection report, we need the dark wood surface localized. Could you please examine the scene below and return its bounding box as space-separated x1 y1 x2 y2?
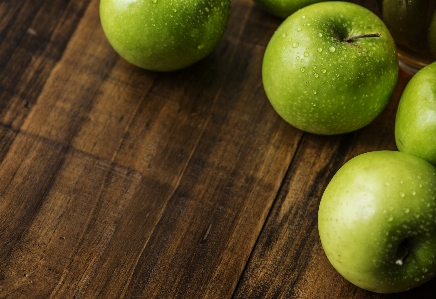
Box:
1 0 434 298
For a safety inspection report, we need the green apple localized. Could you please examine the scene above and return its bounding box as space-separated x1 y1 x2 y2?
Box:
262 2 398 135
253 0 330 19
395 62 436 167
100 0 230 71
318 150 436 293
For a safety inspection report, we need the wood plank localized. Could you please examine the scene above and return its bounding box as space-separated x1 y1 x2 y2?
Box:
0 134 142 298
0 0 91 128
0 0 306 297
78 1 301 298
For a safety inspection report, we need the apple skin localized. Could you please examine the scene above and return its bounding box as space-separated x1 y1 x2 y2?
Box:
318 150 436 293
253 0 329 19
262 2 398 135
100 0 230 71
395 62 436 167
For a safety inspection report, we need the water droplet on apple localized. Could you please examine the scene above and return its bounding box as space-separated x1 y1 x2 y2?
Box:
317 48 322 52
329 46 336 53
297 27 302 32
318 33 323 37
152 0 158 3
321 69 326 74
300 67 305 73
292 42 299 48
400 192 405 197
312 90 317 94
412 191 416 196
304 52 309 57
282 33 287 38
314 73 319 78
198 43 205 50
302 15 306 19
404 208 410 213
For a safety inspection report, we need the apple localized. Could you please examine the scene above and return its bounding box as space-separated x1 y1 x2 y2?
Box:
262 2 398 135
253 0 329 19
318 150 436 293
100 0 230 71
395 62 436 167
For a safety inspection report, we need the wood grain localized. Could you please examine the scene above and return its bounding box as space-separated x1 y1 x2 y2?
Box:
0 0 434 298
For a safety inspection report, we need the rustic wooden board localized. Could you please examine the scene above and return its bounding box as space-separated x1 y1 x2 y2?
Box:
0 0 434 298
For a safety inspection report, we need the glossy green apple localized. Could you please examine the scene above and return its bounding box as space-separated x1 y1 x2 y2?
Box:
318 150 436 293
253 0 330 19
395 62 436 166
262 2 398 135
100 0 230 71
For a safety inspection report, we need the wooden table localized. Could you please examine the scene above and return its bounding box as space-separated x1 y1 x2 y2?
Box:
1 0 434 298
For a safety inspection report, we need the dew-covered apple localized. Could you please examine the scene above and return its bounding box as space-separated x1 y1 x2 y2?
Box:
318 150 436 293
100 0 230 71
262 2 398 135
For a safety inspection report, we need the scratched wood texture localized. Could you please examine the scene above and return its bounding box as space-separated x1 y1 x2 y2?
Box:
0 0 434 298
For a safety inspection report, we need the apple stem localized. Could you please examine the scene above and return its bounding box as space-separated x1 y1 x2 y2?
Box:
343 33 381 43
395 247 410 266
